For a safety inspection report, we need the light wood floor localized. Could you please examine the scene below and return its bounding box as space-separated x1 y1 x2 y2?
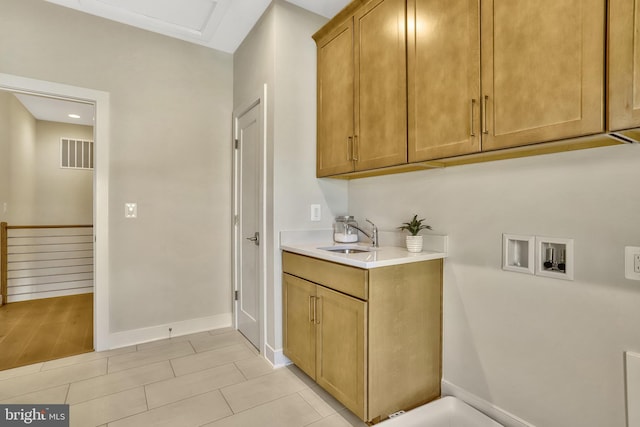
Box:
0 329 367 426
0 293 93 371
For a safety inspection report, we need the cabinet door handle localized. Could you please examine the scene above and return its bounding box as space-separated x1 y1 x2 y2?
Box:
314 297 321 325
309 296 315 323
470 99 476 137
347 136 353 161
353 135 359 161
481 95 489 135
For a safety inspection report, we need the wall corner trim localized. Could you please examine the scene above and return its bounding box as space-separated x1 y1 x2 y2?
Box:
265 343 290 368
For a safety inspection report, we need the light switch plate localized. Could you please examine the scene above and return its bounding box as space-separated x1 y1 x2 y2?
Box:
625 246 640 280
310 204 321 221
125 202 137 218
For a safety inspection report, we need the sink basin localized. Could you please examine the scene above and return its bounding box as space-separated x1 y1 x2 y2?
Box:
325 248 369 254
317 246 373 254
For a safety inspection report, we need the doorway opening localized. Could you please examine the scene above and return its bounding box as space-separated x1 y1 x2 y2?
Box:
0 90 95 369
0 72 110 361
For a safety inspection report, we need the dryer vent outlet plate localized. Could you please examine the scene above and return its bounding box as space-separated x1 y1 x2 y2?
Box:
502 234 534 275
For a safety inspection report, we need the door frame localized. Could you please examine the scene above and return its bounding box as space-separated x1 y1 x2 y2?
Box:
232 85 267 355
0 73 110 351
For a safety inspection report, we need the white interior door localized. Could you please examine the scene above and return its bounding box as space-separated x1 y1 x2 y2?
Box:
234 99 262 350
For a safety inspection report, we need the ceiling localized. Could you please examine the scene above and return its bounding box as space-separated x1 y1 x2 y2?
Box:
13 93 95 127
14 0 349 125
44 0 351 54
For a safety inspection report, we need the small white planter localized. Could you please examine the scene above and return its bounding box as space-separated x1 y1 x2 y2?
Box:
405 235 423 253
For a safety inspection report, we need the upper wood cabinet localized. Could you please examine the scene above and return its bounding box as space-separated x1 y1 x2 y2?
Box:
316 20 354 176
608 0 640 131
481 0 605 151
409 0 606 162
315 0 407 177
407 0 481 161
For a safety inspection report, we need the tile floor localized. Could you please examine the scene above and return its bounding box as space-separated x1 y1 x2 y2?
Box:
0 327 368 427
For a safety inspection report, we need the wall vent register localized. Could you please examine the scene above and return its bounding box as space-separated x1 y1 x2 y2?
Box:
60 137 94 170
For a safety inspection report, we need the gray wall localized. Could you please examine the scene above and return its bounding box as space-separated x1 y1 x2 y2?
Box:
233 0 348 358
0 97 94 225
7 94 37 225
33 120 93 225
0 0 234 333
348 144 640 427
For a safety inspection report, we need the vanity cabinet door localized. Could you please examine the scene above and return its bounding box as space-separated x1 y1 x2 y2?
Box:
283 271 367 419
282 251 443 423
283 274 317 379
480 0 605 150
315 285 367 420
608 0 640 131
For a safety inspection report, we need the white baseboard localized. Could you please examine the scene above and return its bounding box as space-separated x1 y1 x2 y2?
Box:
8 287 93 303
441 379 535 427
264 343 291 368
108 313 232 349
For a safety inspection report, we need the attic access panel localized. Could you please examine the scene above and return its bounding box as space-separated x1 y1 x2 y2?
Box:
95 0 219 32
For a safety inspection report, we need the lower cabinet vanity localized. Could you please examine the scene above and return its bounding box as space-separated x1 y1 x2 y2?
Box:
282 251 443 423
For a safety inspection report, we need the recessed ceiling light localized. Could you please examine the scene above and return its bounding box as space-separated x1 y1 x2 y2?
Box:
68 114 81 119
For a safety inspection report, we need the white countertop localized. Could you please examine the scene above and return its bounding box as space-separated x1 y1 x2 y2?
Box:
280 230 447 269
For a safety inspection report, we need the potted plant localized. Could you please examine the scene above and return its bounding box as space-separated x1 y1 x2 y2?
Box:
398 214 432 253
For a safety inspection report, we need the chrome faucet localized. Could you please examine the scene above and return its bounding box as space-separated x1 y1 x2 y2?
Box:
348 219 379 247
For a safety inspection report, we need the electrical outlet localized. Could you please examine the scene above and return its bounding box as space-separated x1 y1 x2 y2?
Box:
625 247 640 280
124 202 137 218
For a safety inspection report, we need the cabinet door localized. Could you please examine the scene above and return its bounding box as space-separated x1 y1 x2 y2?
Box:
408 0 481 161
608 0 640 131
481 0 605 151
282 274 316 379
317 20 355 177
354 0 407 171
315 286 367 420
